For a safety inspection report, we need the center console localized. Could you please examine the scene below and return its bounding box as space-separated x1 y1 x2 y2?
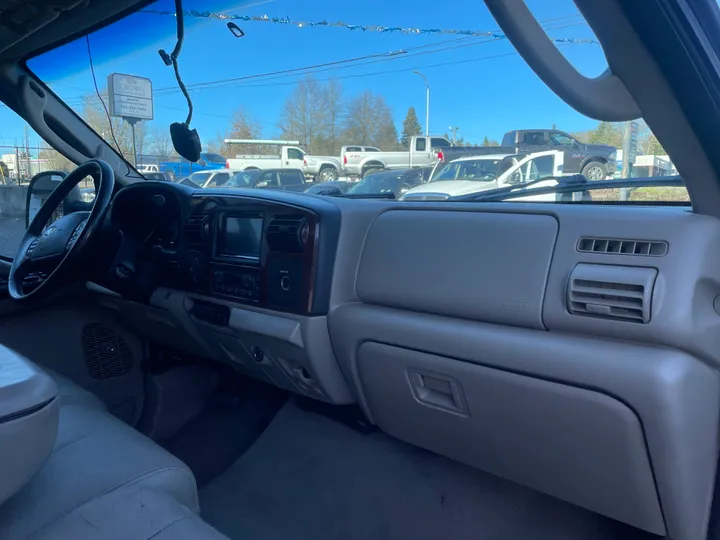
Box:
180 196 323 316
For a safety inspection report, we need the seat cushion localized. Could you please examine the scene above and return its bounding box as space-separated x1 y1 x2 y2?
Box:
42 368 106 411
31 485 227 540
0 404 199 539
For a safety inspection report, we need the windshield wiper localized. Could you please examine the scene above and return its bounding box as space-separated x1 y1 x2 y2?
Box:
450 175 684 202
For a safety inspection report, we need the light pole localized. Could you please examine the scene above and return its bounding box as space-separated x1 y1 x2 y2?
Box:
413 71 430 136
449 126 460 144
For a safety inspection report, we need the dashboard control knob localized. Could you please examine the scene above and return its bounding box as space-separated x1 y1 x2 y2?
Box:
280 274 291 292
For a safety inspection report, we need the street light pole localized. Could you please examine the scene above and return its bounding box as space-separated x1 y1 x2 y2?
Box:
413 71 430 136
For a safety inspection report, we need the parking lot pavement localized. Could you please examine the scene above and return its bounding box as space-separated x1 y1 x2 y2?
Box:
0 217 26 259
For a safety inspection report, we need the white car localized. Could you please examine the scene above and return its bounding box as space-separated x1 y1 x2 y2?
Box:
136 164 159 173
401 151 564 201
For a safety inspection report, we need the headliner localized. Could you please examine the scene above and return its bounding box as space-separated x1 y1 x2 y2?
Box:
0 0 151 64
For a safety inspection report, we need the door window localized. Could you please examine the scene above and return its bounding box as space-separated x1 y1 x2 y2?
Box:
259 171 279 187
549 133 576 146
287 148 304 161
280 171 303 186
206 173 229 187
415 138 427 152
507 155 556 184
522 132 547 145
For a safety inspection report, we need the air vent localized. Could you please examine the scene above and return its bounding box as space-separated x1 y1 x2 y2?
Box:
183 215 207 247
81 323 134 379
567 263 657 323
577 237 667 257
267 215 309 252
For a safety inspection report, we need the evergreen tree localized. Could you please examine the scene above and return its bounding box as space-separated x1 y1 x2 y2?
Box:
400 107 423 148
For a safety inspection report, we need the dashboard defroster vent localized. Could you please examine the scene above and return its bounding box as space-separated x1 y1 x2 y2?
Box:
577 237 667 256
567 264 657 324
267 215 310 252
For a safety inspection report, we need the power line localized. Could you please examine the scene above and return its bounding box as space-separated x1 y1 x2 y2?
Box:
152 21 588 96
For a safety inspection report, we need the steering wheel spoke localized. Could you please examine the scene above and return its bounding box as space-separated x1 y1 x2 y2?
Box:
9 160 114 301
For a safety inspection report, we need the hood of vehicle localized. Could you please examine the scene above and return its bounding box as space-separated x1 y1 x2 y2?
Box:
403 180 498 198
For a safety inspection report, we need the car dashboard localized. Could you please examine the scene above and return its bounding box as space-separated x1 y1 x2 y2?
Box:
94 180 720 540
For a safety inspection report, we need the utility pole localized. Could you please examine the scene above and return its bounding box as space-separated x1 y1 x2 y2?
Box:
413 71 430 136
449 126 460 145
24 125 30 180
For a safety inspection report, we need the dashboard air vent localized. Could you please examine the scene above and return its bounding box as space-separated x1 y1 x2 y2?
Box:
577 237 667 257
567 263 657 324
183 215 207 247
267 215 309 252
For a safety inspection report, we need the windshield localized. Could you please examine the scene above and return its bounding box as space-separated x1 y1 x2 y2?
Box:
189 172 212 185
433 159 503 182
349 171 411 194
0 0 685 208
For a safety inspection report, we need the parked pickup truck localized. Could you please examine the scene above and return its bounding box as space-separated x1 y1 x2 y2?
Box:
159 152 227 181
435 129 616 180
343 136 454 178
225 146 341 182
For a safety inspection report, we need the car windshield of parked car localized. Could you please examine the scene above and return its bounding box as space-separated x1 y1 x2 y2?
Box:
0 0 684 209
189 172 212 185
349 172 406 194
433 159 503 182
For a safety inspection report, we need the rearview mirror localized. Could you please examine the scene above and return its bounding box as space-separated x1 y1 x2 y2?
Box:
26 171 89 228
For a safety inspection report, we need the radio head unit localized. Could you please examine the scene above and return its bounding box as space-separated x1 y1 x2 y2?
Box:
215 213 263 262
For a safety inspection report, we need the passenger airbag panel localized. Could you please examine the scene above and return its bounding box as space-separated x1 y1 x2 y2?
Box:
356 210 557 329
357 342 665 535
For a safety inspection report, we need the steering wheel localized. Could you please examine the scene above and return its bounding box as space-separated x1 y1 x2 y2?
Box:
9 160 115 301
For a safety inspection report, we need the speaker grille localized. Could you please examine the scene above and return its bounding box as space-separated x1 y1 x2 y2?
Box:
81 323 134 380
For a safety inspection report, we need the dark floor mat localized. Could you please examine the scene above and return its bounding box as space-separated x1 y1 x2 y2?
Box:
161 376 287 486
200 401 658 540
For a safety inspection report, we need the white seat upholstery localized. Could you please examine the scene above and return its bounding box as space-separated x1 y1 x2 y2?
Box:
40 368 106 411
32 485 228 540
0 368 225 539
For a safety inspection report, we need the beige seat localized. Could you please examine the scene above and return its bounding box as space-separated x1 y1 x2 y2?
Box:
0 365 226 539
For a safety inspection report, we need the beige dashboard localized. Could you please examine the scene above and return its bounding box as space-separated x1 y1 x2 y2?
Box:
92 196 720 540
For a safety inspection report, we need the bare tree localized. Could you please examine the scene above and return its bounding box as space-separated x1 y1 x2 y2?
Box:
225 107 263 154
343 91 399 150
316 80 344 155
280 76 326 153
148 127 174 159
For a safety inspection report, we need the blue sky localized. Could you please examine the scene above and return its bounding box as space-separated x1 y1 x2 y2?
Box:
2 0 610 152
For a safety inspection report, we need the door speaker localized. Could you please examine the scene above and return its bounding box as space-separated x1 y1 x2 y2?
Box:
81 323 134 380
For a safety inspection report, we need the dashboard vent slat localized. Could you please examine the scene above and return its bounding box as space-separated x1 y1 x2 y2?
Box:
267 215 309 252
567 264 657 324
183 215 207 247
577 237 667 257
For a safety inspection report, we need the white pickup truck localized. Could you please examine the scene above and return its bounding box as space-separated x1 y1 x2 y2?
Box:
225 146 341 182
343 135 453 178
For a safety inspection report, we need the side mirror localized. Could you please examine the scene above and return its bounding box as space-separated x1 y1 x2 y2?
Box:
25 171 91 228
256 181 269 188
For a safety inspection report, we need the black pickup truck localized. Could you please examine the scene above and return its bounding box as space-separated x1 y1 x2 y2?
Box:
439 129 618 181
